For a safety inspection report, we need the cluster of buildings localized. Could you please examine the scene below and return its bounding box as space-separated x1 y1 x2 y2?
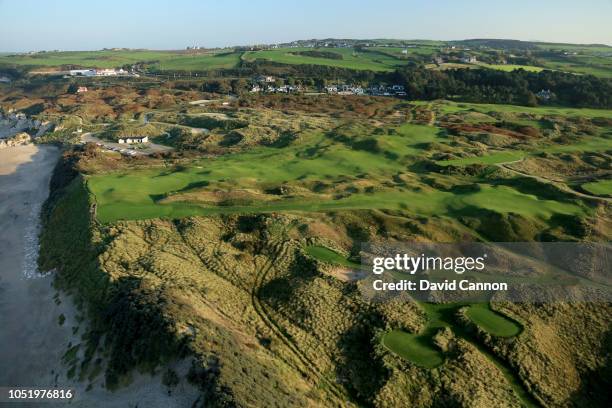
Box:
250 84 301 94
118 136 149 144
325 84 407 97
247 74 407 97
432 54 479 65
68 68 137 77
536 89 554 101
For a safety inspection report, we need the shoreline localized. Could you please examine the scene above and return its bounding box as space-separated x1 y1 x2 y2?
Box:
0 145 199 407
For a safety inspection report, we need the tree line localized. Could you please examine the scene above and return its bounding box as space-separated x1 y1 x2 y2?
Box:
389 66 612 108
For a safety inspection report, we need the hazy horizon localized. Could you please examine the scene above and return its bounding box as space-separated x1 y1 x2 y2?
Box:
1 0 611 52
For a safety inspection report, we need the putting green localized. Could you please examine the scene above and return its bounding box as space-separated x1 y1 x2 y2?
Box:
381 330 444 368
305 246 359 268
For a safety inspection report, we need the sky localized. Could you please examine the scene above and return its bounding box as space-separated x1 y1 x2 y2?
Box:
0 0 611 52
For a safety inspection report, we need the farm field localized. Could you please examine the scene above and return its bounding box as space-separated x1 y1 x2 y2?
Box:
242 47 411 71
0 49 241 71
0 50 178 68
474 63 544 72
149 51 242 71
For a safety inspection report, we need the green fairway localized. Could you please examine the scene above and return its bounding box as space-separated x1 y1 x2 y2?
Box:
437 151 524 166
460 184 584 218
466 304 522 337
305 246 360 268
421 100 612 119
242 47 410 71
581 179 612 197
381 330 444 368
87 120 588 223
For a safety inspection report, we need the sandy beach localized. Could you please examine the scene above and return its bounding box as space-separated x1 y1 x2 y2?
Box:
0 145 200 407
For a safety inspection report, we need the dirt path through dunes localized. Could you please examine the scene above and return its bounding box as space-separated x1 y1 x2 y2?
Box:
0 145 200 407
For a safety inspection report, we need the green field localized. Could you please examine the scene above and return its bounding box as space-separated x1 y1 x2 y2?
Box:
0 50 176 68
581 179 612 197
465 303 522 337
382 330 444 368
475 63 544 72
242 47 410 71
150 52 242 71
0 49 241 71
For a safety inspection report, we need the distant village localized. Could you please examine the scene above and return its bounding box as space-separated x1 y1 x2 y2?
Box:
249 74 407 97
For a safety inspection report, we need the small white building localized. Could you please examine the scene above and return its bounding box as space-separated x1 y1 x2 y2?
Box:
69 69 96 77
118 136 149 144
96 69 118 76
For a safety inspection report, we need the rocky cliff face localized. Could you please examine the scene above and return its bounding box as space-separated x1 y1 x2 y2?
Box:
0 132 32 149
0 111 50 138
